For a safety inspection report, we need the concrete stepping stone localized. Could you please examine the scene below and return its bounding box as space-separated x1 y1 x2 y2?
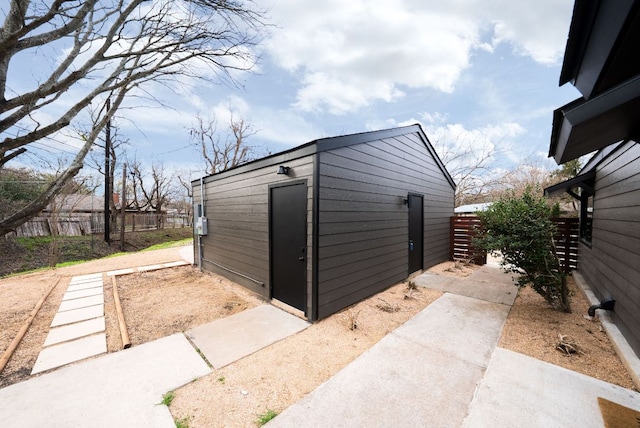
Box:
138 264 164 272
31 333 107 374
186 305 310 368
62 287 103 301
163 260 189 268
58 294 104 312
69 276 102 284
44 317 106 347
67 280 103 292
51 304 103 328
71 273 103 281
106 268 135 276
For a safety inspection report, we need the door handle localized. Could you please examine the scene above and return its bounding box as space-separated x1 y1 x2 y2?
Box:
298 256 305 261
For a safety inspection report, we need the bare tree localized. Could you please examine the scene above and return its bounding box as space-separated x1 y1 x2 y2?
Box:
0 0 266 236
128 161 174 229
176 169 195 226
430 133 497 206
190 112 258 175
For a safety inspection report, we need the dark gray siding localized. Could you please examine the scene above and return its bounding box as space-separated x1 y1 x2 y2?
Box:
316 132 454 318
193 155 315 312
578 140 640 354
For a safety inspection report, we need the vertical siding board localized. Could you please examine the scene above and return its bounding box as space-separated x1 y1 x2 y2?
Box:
317 133 454 317
578 140 640 355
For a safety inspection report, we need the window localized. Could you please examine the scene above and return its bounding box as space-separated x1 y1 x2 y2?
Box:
580 193 593 245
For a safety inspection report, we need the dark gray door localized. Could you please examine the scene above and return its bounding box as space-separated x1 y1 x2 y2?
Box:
270 182 307 311
408 194 424 274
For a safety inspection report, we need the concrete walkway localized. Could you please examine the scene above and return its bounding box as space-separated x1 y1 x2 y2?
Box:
187 305 310 369
0 334 210 428
269 266 640 427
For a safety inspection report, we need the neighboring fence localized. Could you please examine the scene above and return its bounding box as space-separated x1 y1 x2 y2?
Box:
450 216 486 265
449 215 580 272
9 212 190 238
551 217 579 274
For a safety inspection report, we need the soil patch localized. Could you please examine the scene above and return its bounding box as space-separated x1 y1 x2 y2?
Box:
106 266 262 351
499 275 636 390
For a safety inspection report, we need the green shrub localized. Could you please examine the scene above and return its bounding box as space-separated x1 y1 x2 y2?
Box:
475 187 570 312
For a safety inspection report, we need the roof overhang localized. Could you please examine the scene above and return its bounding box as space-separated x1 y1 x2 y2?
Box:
549 74 640 164
544 169 596 199
560 0 638 98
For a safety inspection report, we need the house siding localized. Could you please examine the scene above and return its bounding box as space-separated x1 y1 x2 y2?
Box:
316 132 454 318
193 155 315 310
579 140 640 354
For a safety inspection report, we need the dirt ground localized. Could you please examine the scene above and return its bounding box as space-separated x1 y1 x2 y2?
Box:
0 251 637 426
104 266 263 351
499 276 636 389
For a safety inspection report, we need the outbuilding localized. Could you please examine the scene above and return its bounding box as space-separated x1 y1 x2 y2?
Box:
192 124 455 320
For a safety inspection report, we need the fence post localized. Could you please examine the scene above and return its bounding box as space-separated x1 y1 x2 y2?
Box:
449 217 455 261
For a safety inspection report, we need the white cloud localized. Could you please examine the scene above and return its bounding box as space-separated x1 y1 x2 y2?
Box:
266 0 573 114
487 0 573 65
382 115 529 178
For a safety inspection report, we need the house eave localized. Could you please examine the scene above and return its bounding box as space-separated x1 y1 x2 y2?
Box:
544 170 596 198
559 0 638 98
549 75 640 164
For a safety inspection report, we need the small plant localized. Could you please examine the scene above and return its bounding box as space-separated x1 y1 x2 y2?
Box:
160 391 175 406
344 309 361 331
256 409 278 426
175 416 190 428
405 281 419 300
556 334 583 355
376 298 400 313
218 376 226 384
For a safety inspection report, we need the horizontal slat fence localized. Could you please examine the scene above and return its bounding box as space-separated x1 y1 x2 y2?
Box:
551 217 579 274
450 215 579 272
450 216 486 265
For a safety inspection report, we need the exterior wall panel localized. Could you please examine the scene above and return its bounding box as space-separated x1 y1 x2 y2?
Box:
578 141 640 354
316 132 454 318
194 156 315 310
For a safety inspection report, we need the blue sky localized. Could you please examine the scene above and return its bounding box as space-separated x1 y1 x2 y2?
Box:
9 0 581 185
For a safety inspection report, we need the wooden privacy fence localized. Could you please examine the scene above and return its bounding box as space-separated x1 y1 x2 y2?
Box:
450 215 580 272
450 216 486 265
9 212 190 238
551 217 579 274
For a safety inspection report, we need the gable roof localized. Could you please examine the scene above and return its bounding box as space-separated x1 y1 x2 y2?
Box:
195 124 456 189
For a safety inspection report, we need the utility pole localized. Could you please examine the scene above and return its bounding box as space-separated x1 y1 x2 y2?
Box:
104 98 111 244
